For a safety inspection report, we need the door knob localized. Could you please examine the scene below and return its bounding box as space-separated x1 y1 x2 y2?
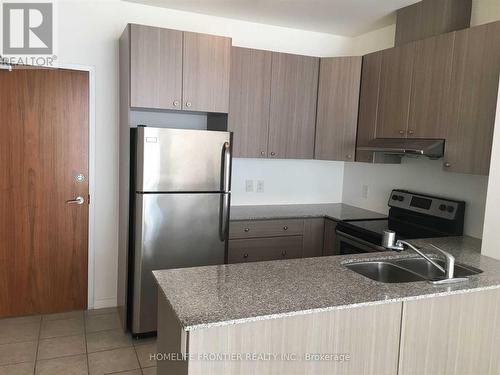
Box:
66 196 84 205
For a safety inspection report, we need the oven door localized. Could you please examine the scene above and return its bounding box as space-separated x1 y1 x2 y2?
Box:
334 230 386 255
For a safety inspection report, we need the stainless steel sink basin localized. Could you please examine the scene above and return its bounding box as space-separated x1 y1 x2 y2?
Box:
345 258 482 283
345 261 426 283
391 258 483 279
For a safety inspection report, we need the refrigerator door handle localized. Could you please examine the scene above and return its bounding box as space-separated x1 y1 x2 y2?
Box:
220 193 230 241
222 142 231 193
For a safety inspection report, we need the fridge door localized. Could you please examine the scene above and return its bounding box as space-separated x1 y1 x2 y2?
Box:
135 127 232 193
132 192 229 334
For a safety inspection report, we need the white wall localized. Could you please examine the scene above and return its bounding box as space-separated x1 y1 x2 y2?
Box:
482 82 500 259
55 0 351 308
232 159 344 205
342 158 489 239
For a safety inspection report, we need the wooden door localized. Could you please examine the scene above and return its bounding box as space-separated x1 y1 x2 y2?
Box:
228 47 272 158
129 25 183 110
268 52 319 159
443 21 500 175
356 51 383 163
0 68 89 317
408 33 455 138
376 43 415 138
315 57 362 161
182 32 231 113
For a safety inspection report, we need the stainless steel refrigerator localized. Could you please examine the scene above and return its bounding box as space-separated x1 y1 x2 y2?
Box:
129 127 232 335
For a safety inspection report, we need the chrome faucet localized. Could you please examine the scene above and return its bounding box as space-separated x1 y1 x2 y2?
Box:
382 230 456 280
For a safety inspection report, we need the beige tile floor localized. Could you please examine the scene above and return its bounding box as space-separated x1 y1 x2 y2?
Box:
0 308 157 375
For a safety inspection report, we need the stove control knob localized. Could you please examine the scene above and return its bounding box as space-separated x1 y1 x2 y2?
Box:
439 204 447 211
397 195 404 202
392 194 398 201
447 206 455 213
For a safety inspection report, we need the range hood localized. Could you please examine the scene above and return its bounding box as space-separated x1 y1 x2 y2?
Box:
357 138 445 159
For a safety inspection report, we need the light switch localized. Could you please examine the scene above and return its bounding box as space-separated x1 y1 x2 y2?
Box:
245 180 254 192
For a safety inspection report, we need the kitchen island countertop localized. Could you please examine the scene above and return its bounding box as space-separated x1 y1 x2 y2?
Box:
153 236 500 331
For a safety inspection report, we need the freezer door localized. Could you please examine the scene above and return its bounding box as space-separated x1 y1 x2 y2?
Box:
135 127 232 192
132 192 229 334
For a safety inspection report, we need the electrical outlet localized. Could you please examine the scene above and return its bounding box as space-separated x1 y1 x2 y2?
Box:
245 180 254 192
362 185 369 199
256 180 265 193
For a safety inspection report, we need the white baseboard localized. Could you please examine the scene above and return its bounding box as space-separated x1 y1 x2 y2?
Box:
92 297 117 309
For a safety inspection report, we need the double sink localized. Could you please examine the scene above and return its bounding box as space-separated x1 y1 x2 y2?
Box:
345 257 482 283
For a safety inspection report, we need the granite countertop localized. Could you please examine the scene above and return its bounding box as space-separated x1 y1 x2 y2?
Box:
230 203 387 221
153 236 500 332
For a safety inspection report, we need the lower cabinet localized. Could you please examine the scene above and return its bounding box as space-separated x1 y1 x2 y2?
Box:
399 288 500 375
228 218 328 263
158 286 500 375
228 236 303 263
323 219 338 256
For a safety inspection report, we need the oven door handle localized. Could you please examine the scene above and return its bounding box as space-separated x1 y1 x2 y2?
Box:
336 230 387 252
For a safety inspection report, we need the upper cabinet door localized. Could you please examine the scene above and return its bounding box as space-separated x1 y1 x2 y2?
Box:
444 21 500 175
130 25 183 110
228 47 272 158
182 32 231 113
356 51 383 163
376 43 415 138
315 57 362 161
408 33 455 138
268 52 319 159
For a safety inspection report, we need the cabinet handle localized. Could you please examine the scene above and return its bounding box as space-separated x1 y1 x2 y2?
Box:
444 162 451 168
244 228 250 232
281 250 287 257
173 100 180 107
408 129 415 135
283 226 288 231
185 101 192 108
243 253 249 259
260 151 265 156
270 152 276 156
346 154 352 159
399 130 405 135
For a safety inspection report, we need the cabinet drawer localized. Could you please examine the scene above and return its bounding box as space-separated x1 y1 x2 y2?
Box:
228 236 303 264
229 219 304 239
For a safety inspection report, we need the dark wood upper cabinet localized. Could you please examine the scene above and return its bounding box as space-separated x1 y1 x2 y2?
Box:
315 57 362 161
228 47 272 158
130 25 183 110
356 21 500 175
443 21 500 175
127 25 231 113
408 32 455 138
395 0 471 46
268 52 319 159
375 43 415 138
356 51 382 163
182 32 231 113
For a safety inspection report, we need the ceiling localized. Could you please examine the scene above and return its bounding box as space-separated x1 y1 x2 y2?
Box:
126 0 421 37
